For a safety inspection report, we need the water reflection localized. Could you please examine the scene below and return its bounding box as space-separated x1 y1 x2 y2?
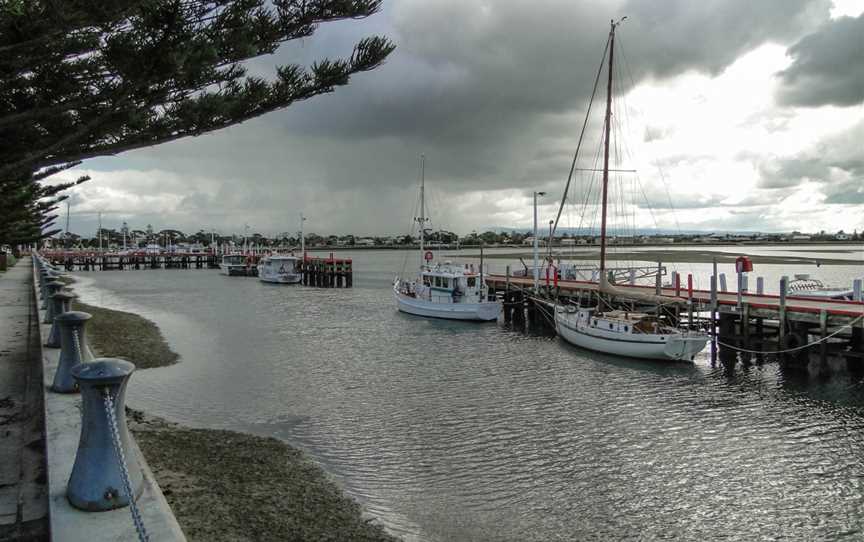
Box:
70 250 864 541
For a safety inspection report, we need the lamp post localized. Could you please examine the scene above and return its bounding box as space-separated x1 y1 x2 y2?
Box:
300 214 306 259
533 191 546 293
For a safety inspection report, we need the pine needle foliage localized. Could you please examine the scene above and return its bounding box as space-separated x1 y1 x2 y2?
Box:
0 0 394 245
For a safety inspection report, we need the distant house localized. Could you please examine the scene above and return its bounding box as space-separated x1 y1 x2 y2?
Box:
355 238 375 246
560 238 577 246
791 235 812 241
836 233 851 241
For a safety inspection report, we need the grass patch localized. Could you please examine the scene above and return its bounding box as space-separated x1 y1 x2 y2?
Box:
76 301 179 369
129 410 399 542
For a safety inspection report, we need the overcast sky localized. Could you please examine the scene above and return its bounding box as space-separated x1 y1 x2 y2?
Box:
58 0 864 237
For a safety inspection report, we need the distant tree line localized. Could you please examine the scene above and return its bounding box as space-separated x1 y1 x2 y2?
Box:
0 0 393 247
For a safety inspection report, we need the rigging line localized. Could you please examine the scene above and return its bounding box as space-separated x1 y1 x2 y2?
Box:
551 33 611 240
716 315 864 355
619 32 698 286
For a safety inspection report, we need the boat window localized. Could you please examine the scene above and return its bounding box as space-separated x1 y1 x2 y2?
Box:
435 276 442 287
467 277 476 288
442 278 450 288
423 276 431 286
609 323 614 329
624 326 629 332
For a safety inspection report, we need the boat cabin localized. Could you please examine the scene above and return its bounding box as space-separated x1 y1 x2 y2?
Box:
222 254 246 266
402 262 487 303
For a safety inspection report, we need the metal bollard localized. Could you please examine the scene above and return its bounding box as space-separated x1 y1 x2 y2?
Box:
46 291 76 348
67 359 144 511
719 273 727 292
51 311 94 393
756 276 764 295
43 281 65 324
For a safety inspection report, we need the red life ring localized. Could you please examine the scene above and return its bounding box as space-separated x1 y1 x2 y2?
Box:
424 250 434 262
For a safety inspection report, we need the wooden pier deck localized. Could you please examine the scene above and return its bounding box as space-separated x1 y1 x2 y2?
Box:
486 275 864 323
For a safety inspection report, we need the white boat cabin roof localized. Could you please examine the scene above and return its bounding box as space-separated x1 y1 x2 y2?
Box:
420 261 479 278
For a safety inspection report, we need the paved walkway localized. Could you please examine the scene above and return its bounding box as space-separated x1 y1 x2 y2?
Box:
0 257 48 541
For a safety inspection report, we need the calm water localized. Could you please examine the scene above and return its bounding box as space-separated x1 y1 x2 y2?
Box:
72 248 864 541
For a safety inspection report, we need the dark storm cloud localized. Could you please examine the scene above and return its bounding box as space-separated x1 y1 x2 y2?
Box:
776 14 864 107
88 0 837 234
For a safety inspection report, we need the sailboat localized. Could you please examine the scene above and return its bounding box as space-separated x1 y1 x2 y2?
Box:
553 19 709 361
393 156 502 321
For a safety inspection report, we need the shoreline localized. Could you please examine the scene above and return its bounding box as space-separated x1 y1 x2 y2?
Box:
75 291 398 541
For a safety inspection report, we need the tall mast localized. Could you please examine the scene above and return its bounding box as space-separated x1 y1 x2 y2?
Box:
599 20 615 273
419 154 425 264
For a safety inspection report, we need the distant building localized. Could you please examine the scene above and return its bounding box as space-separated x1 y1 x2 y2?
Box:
836 233 851 241
790 235 812 241
355 238 375 246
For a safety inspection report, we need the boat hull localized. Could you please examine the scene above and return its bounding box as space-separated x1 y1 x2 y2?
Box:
220 264 256 277
556 312 708 361
394 288 501 321
259 273 302 284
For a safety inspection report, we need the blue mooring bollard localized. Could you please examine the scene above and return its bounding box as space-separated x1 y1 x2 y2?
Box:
51 311 94 393
67 359 144 511
46 291 76 348
43 281 65 324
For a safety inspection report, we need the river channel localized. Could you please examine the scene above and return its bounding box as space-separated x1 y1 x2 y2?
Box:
72 247 864 541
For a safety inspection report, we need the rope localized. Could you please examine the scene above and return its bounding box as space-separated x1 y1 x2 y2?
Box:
715 314 863 355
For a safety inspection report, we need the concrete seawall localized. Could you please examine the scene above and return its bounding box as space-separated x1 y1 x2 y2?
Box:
32 256 186 541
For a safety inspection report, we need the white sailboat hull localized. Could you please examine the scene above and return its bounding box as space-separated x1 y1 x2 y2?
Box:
556 311 708 361
394 287 501 321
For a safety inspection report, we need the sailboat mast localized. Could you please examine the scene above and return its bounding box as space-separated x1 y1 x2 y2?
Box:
419 154 425 264
600 20 615 274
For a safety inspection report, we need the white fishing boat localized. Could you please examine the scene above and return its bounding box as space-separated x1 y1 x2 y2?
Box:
258 254 302 284
787 274 853 300
393 156 502 321
553 19 708 361
220 254 251 276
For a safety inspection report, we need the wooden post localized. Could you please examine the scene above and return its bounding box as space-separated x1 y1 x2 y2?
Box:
779 276 788 340
655 262 662 295
819 309 828 367
719 273 727 292
854 279 862 302
629 269 636 285
505 265 511 294
741 302 751 365
756 276 764 295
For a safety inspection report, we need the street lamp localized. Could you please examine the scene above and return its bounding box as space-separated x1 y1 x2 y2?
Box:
533 191 546 293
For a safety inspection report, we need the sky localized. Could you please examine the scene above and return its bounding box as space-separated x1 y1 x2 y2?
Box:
55 0 864 238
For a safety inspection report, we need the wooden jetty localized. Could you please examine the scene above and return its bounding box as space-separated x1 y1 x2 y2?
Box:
486 272 864 369
42 251 353 288
44 250 220 270
300 255 353 288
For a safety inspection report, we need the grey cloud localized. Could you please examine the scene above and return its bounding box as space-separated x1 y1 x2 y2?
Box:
80 0 841 235
757 121 864 198
777 14 864 107
758 157 830 188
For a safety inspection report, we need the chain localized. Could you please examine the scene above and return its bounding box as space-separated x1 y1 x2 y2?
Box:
72 327 83 360
102 389 150 542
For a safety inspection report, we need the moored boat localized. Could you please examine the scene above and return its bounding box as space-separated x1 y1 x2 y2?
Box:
394 156 502 322
258 254 302 284
788 274 854 300
552 19 708 361
220 254 257 276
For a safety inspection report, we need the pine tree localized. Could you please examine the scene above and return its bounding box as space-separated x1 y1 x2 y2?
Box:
0 0 394 245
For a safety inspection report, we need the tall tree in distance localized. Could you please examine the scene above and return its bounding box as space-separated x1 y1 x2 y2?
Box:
0 0 394 245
